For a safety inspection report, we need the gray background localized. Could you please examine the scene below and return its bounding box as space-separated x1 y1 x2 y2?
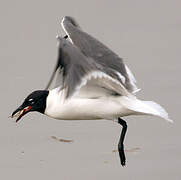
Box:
0 0 180 179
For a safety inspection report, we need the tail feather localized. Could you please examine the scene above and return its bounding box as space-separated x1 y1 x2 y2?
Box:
125 97 173 123
142 101 173 123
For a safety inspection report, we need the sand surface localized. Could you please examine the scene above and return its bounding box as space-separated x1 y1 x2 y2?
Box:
0 0 180 179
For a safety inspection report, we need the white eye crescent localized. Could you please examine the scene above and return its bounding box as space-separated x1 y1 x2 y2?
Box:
28 99 34 104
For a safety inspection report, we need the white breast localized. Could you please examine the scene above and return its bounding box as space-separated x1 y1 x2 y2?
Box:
44 88 134 120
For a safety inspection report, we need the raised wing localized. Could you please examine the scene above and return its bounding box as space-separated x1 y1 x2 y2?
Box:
45 37 130 99
61 16 140 94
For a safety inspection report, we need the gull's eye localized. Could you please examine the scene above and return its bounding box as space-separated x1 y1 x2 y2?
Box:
28 99 34 104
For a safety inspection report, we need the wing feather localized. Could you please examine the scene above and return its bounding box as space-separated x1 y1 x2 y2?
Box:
61 16 139 93
46 37 129 99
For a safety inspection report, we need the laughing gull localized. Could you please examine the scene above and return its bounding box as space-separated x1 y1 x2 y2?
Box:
11 16 172 166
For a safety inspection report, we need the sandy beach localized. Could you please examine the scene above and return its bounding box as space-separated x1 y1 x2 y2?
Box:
0 0 180 179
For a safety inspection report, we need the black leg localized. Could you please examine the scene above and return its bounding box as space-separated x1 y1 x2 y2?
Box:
118 117 127 166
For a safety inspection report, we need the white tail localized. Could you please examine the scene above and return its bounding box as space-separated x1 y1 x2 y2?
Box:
124 97 173 123
142 101 173 123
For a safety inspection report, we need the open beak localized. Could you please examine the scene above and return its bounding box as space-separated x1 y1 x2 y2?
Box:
11 105 32 122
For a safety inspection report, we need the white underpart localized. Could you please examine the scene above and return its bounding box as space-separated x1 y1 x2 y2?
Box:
61 17 74 44
45 88 172 122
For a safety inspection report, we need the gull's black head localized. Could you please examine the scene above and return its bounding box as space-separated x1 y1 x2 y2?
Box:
11 90 49 123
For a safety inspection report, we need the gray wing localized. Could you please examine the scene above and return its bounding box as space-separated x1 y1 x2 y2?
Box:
45 37 130 99
61 16 139 93
46 37 96 98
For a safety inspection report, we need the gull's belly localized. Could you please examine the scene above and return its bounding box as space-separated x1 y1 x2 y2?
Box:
45 97 133 120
